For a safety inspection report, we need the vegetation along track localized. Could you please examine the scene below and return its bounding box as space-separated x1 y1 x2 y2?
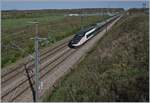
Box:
1 40 69 84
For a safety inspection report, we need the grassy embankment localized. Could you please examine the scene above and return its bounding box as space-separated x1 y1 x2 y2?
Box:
2 12 109 68
45 14 149 102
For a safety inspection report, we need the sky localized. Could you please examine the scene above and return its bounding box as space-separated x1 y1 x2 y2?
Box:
1 0 149 10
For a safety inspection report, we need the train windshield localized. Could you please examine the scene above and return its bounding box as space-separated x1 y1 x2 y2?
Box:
71 31 85 44
75 31 85 37
71 26 95 44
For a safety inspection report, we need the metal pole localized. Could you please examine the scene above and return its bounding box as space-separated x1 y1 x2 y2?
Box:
35 23 40 102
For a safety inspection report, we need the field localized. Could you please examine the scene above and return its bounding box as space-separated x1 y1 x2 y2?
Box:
2 15 64 32
45 13 149 102
2 10 110 68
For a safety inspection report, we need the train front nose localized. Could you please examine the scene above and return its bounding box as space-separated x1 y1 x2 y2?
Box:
68 34 83 48
68 40 75 48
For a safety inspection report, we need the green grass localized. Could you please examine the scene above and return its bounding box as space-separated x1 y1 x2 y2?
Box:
45 14 149 102
2 14 109 68
2 15 65 33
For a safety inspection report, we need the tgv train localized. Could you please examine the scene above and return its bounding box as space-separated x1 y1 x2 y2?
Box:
68 15 119 48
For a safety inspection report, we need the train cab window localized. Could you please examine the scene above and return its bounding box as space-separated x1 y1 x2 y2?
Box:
72 31 85 44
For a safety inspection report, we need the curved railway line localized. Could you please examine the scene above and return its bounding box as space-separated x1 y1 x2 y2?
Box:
1 16 121 102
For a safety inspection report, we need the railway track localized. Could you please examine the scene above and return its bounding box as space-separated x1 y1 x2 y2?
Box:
1 44 69 91
12 49 76 102
1 16 121 102
2 44 76 101
2 47 77 102
2 40 68 78
1 41 69 84
1 38 72 100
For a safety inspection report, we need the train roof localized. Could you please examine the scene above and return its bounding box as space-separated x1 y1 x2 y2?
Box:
80 26 95 32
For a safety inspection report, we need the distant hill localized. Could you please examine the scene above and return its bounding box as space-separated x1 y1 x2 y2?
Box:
2 8 124 19
127 8 149 15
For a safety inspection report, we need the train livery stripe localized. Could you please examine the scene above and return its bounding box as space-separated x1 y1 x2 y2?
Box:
85 28 96 36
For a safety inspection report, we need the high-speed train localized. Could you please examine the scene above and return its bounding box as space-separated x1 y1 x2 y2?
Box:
68 15 120 48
